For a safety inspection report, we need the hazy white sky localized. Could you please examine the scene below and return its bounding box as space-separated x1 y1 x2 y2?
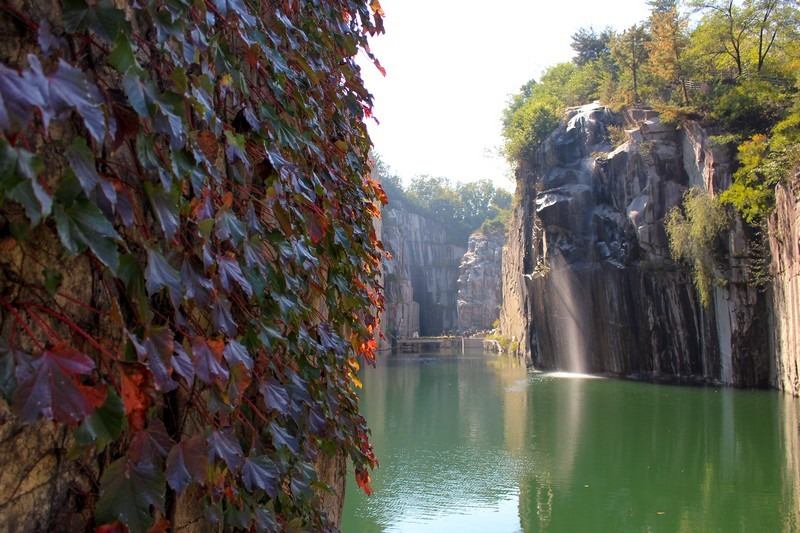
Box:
359 0 652 188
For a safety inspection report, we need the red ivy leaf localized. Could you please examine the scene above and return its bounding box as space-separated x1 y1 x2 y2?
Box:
95 521 127 533
120 364 153 432
13 347 99 426
355 468 373 496
306 213 327 245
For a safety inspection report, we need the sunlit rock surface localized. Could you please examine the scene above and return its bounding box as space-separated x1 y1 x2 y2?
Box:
381 206 465 338
457 231 505 332
502 103 777 387
769 182 800 395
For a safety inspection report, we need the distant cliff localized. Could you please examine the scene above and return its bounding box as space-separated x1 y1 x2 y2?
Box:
501 103 799 392
381 205 465 339
457 231 505 332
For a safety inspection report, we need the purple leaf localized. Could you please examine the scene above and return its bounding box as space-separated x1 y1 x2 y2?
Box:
166 435 207 494
243 239 267 273
131 328 177 392
0 64 42 133
171 343 194 384
269 421 298 454
128 418 173 464
145 249 181 305
145 183 179 240
253 506 278 533
13 347 98 425
218 255 252 297
191 337 229 385
241 455 278 496
207 429 244 473
181 259 212 307
65 137 116 205
223 340 252 371
211 299 238 337
259 379 289 413
215 210 246 244
38 19 67 57
29 56 106 143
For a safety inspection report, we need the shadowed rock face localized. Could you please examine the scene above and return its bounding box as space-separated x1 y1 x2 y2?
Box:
502 104 772 387
381 206 465 338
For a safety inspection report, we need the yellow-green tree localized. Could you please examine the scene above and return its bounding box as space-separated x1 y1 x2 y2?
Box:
646 0 691 104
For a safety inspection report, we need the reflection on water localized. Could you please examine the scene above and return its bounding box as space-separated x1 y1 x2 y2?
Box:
341 351 800 532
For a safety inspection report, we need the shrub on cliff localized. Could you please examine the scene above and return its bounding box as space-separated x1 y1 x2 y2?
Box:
665 188 731 307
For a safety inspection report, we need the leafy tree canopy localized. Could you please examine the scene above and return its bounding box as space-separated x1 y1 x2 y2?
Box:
375 161 511 245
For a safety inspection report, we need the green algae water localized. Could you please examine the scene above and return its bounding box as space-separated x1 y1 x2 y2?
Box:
341 350 800 532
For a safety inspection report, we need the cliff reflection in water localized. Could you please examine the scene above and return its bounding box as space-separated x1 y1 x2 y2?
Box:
341 352 799 532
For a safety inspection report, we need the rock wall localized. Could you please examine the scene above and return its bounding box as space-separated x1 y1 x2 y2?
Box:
381 205 465 338
501 103 773 387
458 231 505 332
769 182 800 395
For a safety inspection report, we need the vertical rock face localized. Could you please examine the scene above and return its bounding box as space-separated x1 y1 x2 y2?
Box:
457 231 505 332
381 205 465 338
501 103 772 387
769 182 800 395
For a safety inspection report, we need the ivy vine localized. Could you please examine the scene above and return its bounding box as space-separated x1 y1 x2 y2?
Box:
0 0 386 531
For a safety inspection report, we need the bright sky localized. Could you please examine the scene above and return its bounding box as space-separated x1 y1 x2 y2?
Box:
358 0 652 189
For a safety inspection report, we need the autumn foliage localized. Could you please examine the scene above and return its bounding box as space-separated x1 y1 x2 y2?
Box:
0 0 385 531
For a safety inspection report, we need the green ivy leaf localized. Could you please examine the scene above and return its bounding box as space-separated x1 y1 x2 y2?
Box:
0 340 18 401
215 210 246 245
109 32 141 74
53 198 120 273
95 457 165 533
74 388 126 450
253 506 278 533
0 141 51 225
42 268 63 297
63 0 130 43
213 0 256 28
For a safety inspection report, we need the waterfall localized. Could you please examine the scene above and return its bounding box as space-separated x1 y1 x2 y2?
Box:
548 267 589 374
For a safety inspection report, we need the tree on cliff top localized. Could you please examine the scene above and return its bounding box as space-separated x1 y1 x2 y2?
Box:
0 0 385 531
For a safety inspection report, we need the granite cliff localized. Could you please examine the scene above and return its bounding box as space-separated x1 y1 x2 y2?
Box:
501 103 799 392
457 231 505 332
380 205 465 339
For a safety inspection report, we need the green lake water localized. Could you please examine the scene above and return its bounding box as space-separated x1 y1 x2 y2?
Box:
341 350 800 532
